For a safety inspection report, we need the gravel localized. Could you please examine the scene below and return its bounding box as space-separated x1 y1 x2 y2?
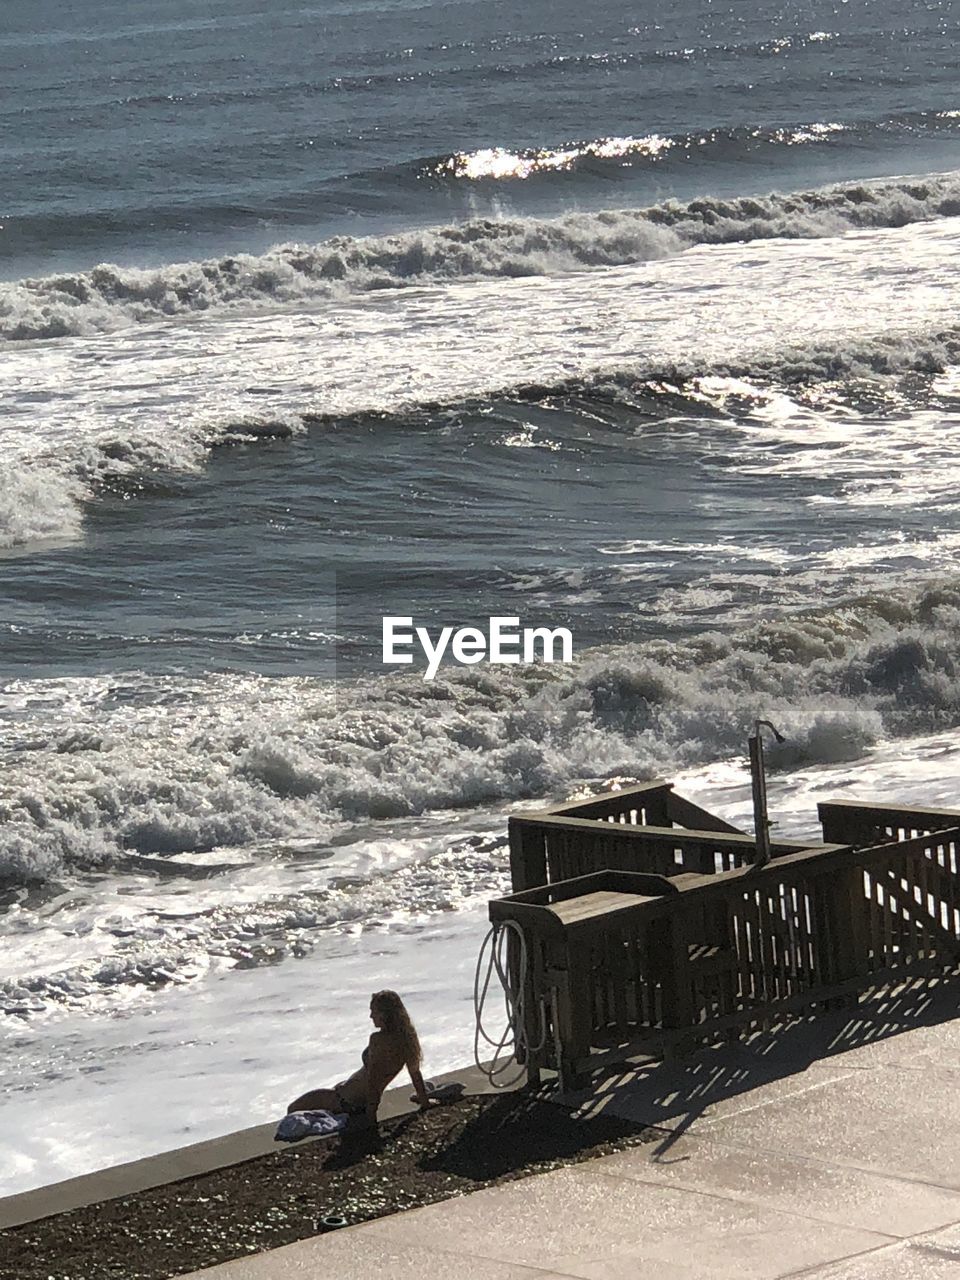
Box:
0 1093 660 1280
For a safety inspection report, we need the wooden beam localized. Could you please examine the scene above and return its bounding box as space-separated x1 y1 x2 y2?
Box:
509 814 814 856
666 792 745 835
544 781 674 819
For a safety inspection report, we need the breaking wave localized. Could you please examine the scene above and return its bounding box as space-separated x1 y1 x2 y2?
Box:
5 580 960 889
3 329 958 554
5 170 960 341
0 416 302 552
0 462 86 550
425 108 960 183
426 121 849 181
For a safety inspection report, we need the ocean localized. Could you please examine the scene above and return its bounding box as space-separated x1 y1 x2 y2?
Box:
4 0 960 1195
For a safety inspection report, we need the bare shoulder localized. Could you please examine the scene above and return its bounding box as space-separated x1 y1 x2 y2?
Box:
367 1029 391 1057
368 1028 403 1063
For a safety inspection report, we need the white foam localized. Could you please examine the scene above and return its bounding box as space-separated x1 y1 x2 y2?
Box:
4 582 960 901
4 170 960 341
0 461 85 550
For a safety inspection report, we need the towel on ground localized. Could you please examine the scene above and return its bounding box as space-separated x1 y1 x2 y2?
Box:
274 1109 348 1143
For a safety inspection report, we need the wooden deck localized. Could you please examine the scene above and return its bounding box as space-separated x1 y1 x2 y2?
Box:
492 783 960 1088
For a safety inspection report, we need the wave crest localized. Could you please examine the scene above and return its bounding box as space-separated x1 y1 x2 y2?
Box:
0 462 86 551
6 582 960 888
5 170 960 341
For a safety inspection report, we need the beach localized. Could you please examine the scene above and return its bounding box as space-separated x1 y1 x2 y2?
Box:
0 1091 657 1279
4 0 960 1204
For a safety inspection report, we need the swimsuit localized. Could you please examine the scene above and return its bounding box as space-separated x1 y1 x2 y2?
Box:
333 1045 370 1115
332 1087 365 1116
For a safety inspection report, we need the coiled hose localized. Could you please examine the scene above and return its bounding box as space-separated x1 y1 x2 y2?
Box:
473 919 550 1088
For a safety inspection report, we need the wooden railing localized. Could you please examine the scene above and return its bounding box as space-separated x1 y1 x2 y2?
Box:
540 781 743 834
509 782 799 893
508 814 815 891
542 782 675 826
819 799 960 848
494 808 960 1084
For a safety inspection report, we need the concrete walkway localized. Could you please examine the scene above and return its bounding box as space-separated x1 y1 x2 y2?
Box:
183 977 960 1279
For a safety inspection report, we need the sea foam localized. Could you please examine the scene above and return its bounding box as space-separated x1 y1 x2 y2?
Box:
4 582 960 891
4 171 960 341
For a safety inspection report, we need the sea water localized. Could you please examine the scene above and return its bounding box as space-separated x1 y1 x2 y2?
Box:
3 0 960 1194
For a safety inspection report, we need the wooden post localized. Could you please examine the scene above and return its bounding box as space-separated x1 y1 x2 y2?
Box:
547 954 580 1092
818 804 859 847
814 863 868 1001
563 939 594 1088
644 786 672 829
647 908 694 1056
520 932 547 1084
509 818 547 892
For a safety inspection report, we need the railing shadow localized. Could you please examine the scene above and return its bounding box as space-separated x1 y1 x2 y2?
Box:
558 969 960 1161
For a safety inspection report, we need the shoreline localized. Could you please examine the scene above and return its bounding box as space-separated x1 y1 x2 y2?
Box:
0 1069 659 1280
0 1061 503 1233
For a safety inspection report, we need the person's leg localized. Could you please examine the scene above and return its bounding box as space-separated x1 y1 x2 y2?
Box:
286 1087 342 1114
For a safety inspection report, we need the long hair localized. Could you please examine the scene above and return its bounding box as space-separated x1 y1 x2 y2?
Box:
371 989 422 1069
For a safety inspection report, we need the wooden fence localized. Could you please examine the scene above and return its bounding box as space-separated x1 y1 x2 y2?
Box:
819 799 960 847
509 781 809 892
494 788 960 1086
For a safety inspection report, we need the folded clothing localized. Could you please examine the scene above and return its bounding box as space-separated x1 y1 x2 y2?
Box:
409 1080 465 1104
275 1109 348 1144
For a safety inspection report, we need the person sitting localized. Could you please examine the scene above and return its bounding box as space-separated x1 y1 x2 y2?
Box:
287 989 437 1126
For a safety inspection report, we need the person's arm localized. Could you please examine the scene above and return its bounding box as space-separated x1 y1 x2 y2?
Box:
409 1064 438 1108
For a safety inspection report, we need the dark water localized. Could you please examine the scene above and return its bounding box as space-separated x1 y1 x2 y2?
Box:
4 0 960 274
6 379 955 681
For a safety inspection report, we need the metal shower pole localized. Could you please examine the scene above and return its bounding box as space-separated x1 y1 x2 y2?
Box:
749 719 784 868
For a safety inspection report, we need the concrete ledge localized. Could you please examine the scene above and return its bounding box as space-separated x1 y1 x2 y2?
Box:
0 1061 515 1232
